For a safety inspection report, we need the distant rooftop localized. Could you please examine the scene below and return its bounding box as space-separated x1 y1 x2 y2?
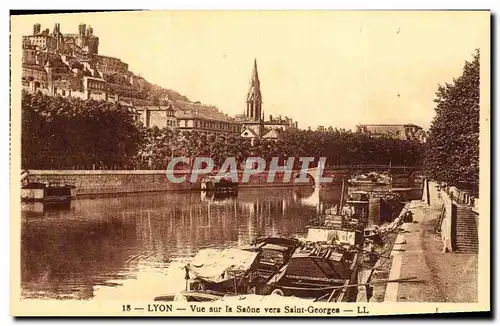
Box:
174 100 234 121
136 101 236 122
358 124 422 128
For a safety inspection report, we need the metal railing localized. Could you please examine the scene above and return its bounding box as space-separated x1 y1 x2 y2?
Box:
442 185 478 208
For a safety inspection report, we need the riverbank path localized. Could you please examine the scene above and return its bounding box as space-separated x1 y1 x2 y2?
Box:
384 200 478 302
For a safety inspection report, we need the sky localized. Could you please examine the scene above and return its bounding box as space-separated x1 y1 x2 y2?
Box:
12 11 489 130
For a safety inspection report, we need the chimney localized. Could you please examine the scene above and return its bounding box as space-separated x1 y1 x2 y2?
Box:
33 23 41 35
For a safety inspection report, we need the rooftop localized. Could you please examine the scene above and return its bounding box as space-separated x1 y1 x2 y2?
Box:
174 100 235 122
358 124 422 129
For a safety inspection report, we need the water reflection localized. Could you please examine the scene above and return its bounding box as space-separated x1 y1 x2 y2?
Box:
21 187 332 300
21 184 422 300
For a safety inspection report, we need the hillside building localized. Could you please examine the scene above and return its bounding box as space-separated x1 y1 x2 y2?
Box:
356 124 427 142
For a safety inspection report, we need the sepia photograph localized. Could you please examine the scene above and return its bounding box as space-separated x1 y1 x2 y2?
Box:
9 9 490 317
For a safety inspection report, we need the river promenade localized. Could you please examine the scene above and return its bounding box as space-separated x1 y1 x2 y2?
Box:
384 199 478 302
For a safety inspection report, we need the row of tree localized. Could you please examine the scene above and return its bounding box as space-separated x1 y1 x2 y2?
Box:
22 45 480 190
21 90 424 171
135 127 424 170
424 49 480 190
21 91 142 169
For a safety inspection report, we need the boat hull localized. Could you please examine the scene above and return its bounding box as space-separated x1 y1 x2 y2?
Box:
21 185 74 203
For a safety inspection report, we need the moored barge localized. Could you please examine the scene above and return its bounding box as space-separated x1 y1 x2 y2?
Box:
262 244 360 302
21 182 75 204
200 175 238 193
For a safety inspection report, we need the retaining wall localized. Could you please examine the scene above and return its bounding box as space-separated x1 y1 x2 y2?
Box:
423 180 453 252
25 170 315 196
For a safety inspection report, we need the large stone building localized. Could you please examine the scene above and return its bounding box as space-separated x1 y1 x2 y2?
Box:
135 101 241 134
24 23 99 55
22 23 139 102
136 104 178 129
356 124 427 142
21 25 279 136
94 54 128 74
238 59 297 140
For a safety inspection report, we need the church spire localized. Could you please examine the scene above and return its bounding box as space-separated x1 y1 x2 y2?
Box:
246 58 262 121
252 58 260 86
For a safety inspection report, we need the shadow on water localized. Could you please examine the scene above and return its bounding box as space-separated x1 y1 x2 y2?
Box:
20 187 321 300
20 183 421 300
21 216 138 300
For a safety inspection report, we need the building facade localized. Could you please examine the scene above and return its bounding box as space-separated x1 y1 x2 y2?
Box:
265 114 297 131
136 105 178 129
21 24 257 136
24 23 99 55
94 54 129 74
356 124 427 142
136 102 241 134
239 59 298 140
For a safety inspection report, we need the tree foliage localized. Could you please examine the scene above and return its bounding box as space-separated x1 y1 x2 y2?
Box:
133 128 424 170
22 91 424 170
21 91 143 169
424 50 480 188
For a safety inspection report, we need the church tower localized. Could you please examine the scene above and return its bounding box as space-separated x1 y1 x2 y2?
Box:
246 58 262 121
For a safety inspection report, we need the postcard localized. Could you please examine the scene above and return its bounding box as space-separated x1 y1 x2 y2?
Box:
10 10 490 317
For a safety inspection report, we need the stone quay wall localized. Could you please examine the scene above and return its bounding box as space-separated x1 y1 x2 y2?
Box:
423 178 482 253
25 170 317 197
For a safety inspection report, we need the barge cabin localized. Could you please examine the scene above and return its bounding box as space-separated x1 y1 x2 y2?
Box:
262 244 359 302
21 182 75 204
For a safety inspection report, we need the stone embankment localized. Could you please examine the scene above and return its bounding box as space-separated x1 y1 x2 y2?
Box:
359 179 480 303
23 170 315 197
378 180 479 303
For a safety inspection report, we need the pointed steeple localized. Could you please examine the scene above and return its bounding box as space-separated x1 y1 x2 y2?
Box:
246 58 262 121
247 58 261 101
252 58 260 86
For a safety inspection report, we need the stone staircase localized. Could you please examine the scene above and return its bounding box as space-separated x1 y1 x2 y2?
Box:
454 205 479 253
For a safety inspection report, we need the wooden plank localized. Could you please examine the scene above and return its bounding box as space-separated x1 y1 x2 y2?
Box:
286 274 345 283
290 281 338 288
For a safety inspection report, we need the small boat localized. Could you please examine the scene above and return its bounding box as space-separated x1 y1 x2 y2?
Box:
345 190 370 204
262 244 359 302
184 236 299 296
184 247 265 295
201 190 238 203
240 236 300 289
200 175 238 193
21 182 75 204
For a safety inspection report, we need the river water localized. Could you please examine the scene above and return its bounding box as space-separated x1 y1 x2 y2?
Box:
21 185 420 301
21 186 346 300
